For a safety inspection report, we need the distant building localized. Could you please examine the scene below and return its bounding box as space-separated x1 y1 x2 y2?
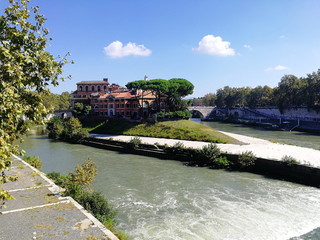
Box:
71 77 166 118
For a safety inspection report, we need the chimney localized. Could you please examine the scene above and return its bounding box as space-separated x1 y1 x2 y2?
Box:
103 78 109 82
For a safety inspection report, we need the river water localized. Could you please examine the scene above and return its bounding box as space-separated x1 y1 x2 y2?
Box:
20 126 320 240
196 119 320 150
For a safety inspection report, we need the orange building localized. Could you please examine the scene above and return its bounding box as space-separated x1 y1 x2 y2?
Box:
71 78 166 118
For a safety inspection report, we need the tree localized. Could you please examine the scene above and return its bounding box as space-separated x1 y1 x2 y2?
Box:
41 91 71 111
0 0 70 202
126 78 194 112
72 102 91 117
166 78 194 111
276 75 306 112
70 158 97 189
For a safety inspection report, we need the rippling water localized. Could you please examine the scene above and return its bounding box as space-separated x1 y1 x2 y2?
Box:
20 133 320 240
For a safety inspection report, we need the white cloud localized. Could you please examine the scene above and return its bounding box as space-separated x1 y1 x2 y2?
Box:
243 44 252 50
104 41 152 58
193 35 236 56
265 65 289 71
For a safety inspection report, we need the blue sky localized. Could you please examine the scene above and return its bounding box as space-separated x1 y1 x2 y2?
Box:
1 0 320 97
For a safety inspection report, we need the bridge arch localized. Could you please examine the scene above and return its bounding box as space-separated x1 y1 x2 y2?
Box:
188 106 216 120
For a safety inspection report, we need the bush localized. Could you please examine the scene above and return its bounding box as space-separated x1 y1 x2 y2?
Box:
47 172 71 188
47 116 64 139
214 156 229 168
235 151 256 168
127 136 142 150
75 191 116 223
164 141 186 155
281 155 299 166
196 143 221 167
23 155 42 169
47 117 88 143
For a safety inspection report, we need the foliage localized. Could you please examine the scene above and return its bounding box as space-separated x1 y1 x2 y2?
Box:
157 110 192 120
41 91 71 111
195 143 222 167
75 191 116 224
234 151 256 168
192 93 216 106
47 117 89 143
88 119 241 144
214 156 230 168
0 0 70 202
47 158 123 238
70 158 97 189
72 102 92 117
47 116 64 139
194 69 320 113
126 78 194 112
23 155 42 169
281 155 299 166
165 141 186 155
127 137 142 150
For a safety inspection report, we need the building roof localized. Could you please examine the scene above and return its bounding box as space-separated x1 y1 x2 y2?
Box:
77 81 109 85
99 90 153 99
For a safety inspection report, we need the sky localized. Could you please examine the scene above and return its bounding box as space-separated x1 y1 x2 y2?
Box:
1 0 320 98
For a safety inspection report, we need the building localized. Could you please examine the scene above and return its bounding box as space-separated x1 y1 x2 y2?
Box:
71 78 166 118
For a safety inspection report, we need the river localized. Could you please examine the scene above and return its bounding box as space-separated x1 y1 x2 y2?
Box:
20 126 320 240
195 119 320 150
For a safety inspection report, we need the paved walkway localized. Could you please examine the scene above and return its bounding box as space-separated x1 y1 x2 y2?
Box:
0 155 118 240
91 131 320 168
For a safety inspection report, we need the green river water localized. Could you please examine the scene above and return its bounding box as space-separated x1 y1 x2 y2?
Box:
20 123 320 240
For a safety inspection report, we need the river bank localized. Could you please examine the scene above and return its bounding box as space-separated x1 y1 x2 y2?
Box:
90 131 320 168
0 155 118 240
19 134 320 240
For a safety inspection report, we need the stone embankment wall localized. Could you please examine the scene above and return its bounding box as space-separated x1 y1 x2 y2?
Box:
83 137 320 188
231 107 320 121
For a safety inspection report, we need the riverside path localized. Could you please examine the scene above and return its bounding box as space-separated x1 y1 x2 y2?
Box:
0 155 118 240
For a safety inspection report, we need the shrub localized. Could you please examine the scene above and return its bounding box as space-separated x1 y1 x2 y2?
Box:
281 155 299 166
127 136 142 150
70 158 97 189
47 116 64 139
75 191 116 223
23 155 42 169
164 141 186 155
196 143 221 167
47 172 71 188
214 156 229 168
235 151 256 168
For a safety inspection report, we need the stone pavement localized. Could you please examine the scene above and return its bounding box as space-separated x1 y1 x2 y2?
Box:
0 155 118 240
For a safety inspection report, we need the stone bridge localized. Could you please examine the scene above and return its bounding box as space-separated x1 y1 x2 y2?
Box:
188 106 218 119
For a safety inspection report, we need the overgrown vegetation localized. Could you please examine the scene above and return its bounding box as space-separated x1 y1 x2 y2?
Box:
47 116 88 143
234 151 256 168
127 137 142 150
281 155 299 166
88 119 241 144
47 158 126 239
23 156 42 169
0 0 70 203
156 110 192 120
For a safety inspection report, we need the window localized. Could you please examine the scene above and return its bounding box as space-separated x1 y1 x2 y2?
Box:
92 86 95 91
121 104 124 108
79 86 83 91
98 86 101 91
116 104 119 108
85 86 88 91
104 86 107 91
126 104 130 108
